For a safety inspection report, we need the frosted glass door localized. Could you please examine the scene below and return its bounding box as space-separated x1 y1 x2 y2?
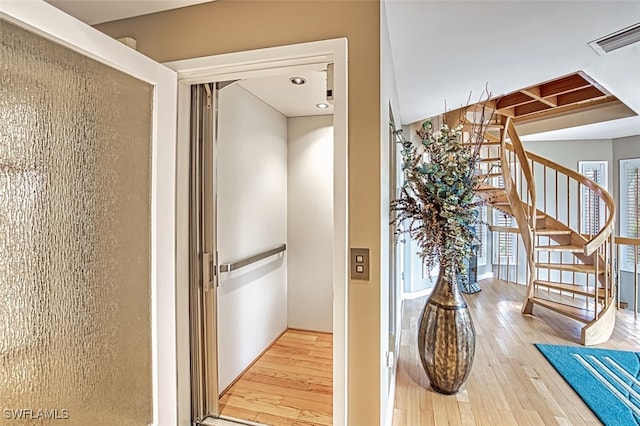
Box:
1 20 153 425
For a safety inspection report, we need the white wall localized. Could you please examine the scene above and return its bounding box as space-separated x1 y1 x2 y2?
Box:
287 115 334 332
524 139 614 190
216 84 288 392
613 134 640 220
613 134 640 309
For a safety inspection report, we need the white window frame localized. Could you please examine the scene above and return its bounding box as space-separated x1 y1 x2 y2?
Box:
620 158 640 272
490 162 516 266
492 208 517 265
476 205 487 267
578 160 608 236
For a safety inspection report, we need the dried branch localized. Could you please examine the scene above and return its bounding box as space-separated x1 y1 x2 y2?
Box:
391 93 493 279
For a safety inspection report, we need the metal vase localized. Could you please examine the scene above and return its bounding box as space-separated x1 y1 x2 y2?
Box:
417 266 476 394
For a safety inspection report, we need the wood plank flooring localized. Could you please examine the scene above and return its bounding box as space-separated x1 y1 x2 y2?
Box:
393 278 640 425
219 329 333 426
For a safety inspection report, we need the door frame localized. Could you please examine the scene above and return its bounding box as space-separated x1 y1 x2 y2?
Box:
0 1 179 424
167 39 349 425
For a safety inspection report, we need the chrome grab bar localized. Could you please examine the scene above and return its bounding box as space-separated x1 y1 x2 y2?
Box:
218 243 287 273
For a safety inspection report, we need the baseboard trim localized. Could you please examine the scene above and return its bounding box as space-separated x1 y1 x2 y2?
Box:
478 272 494 281
200 416 266 426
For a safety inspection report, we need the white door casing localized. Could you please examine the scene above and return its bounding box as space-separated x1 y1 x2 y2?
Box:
167 39 349 426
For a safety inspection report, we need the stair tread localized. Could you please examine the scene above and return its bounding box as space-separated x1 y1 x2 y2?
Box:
533 280 607 298
462 123 504 130
477 157 501 163
535 229 572 236
535 263 604 274
489 203 548 220
483 133 501 143
475 173 503 179
489 226 519 233
463 141 502 146
487 227 571 235
535 244 583 253
529 297 594 323
476 186 506 192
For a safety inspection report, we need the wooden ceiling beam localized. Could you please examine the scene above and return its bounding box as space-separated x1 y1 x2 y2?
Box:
520 86 558 108
426 72 623 134
514 100 553 117
557 86 606 106
496 107 515 117
540 73 591 97
520 86 541 98
541 96 558 107
512 97 620 124
496 92 534 109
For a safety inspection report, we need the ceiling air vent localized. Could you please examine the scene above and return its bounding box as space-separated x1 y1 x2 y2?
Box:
589 22 640 55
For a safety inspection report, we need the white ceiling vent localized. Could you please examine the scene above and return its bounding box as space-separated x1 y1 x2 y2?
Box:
589 22 640 55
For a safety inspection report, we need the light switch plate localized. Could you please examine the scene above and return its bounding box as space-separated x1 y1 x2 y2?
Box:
350 248 369 281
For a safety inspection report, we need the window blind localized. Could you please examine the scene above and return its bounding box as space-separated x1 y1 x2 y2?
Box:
493 210 516 264
578 161 607 236
621 159 640 270
476 205 487 266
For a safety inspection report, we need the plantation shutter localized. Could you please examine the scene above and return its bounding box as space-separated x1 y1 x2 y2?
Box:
578 161 607 236
493 210 516 264
475 206 487 266
487 162 516 264
621 159 640 269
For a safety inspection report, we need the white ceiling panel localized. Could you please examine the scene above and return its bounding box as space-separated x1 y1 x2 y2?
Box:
42 0 638 138
384 0 640 139
238 69 333 118
46 0 215 25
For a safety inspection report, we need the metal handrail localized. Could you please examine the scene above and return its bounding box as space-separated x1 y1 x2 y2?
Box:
218 244 287 273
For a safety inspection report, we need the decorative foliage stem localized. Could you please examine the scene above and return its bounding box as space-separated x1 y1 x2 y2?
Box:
391 102 492 279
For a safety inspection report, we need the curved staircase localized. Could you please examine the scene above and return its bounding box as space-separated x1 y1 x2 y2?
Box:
468 114 617 345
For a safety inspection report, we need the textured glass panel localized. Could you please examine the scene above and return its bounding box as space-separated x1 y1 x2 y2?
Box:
0 20 152 425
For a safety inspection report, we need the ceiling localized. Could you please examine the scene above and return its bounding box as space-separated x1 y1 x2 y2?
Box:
385 0 640 140
44 0 332 118
43 0 639 139
45 0 215 25
237 69 334 118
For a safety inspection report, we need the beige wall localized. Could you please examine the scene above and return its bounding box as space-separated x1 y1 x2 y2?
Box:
96 1 382 424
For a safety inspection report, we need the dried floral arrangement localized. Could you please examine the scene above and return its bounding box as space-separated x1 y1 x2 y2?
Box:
391 106 492 279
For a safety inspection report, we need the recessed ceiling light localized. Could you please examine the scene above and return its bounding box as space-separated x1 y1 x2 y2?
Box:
289 77 306 85
316 103 329 109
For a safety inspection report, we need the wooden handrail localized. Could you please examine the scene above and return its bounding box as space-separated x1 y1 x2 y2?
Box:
505 119 536 228
522 150 616 256
489 115 617 342
615 236 640 246
499 118 536 296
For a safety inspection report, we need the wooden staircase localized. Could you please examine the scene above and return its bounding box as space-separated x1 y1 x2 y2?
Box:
469 115 617 345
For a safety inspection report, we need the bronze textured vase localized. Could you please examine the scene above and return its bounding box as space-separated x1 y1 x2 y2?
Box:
418 266 476 394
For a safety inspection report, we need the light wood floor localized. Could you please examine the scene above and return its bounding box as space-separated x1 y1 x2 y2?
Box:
219 329 333 426
393 278 640 426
